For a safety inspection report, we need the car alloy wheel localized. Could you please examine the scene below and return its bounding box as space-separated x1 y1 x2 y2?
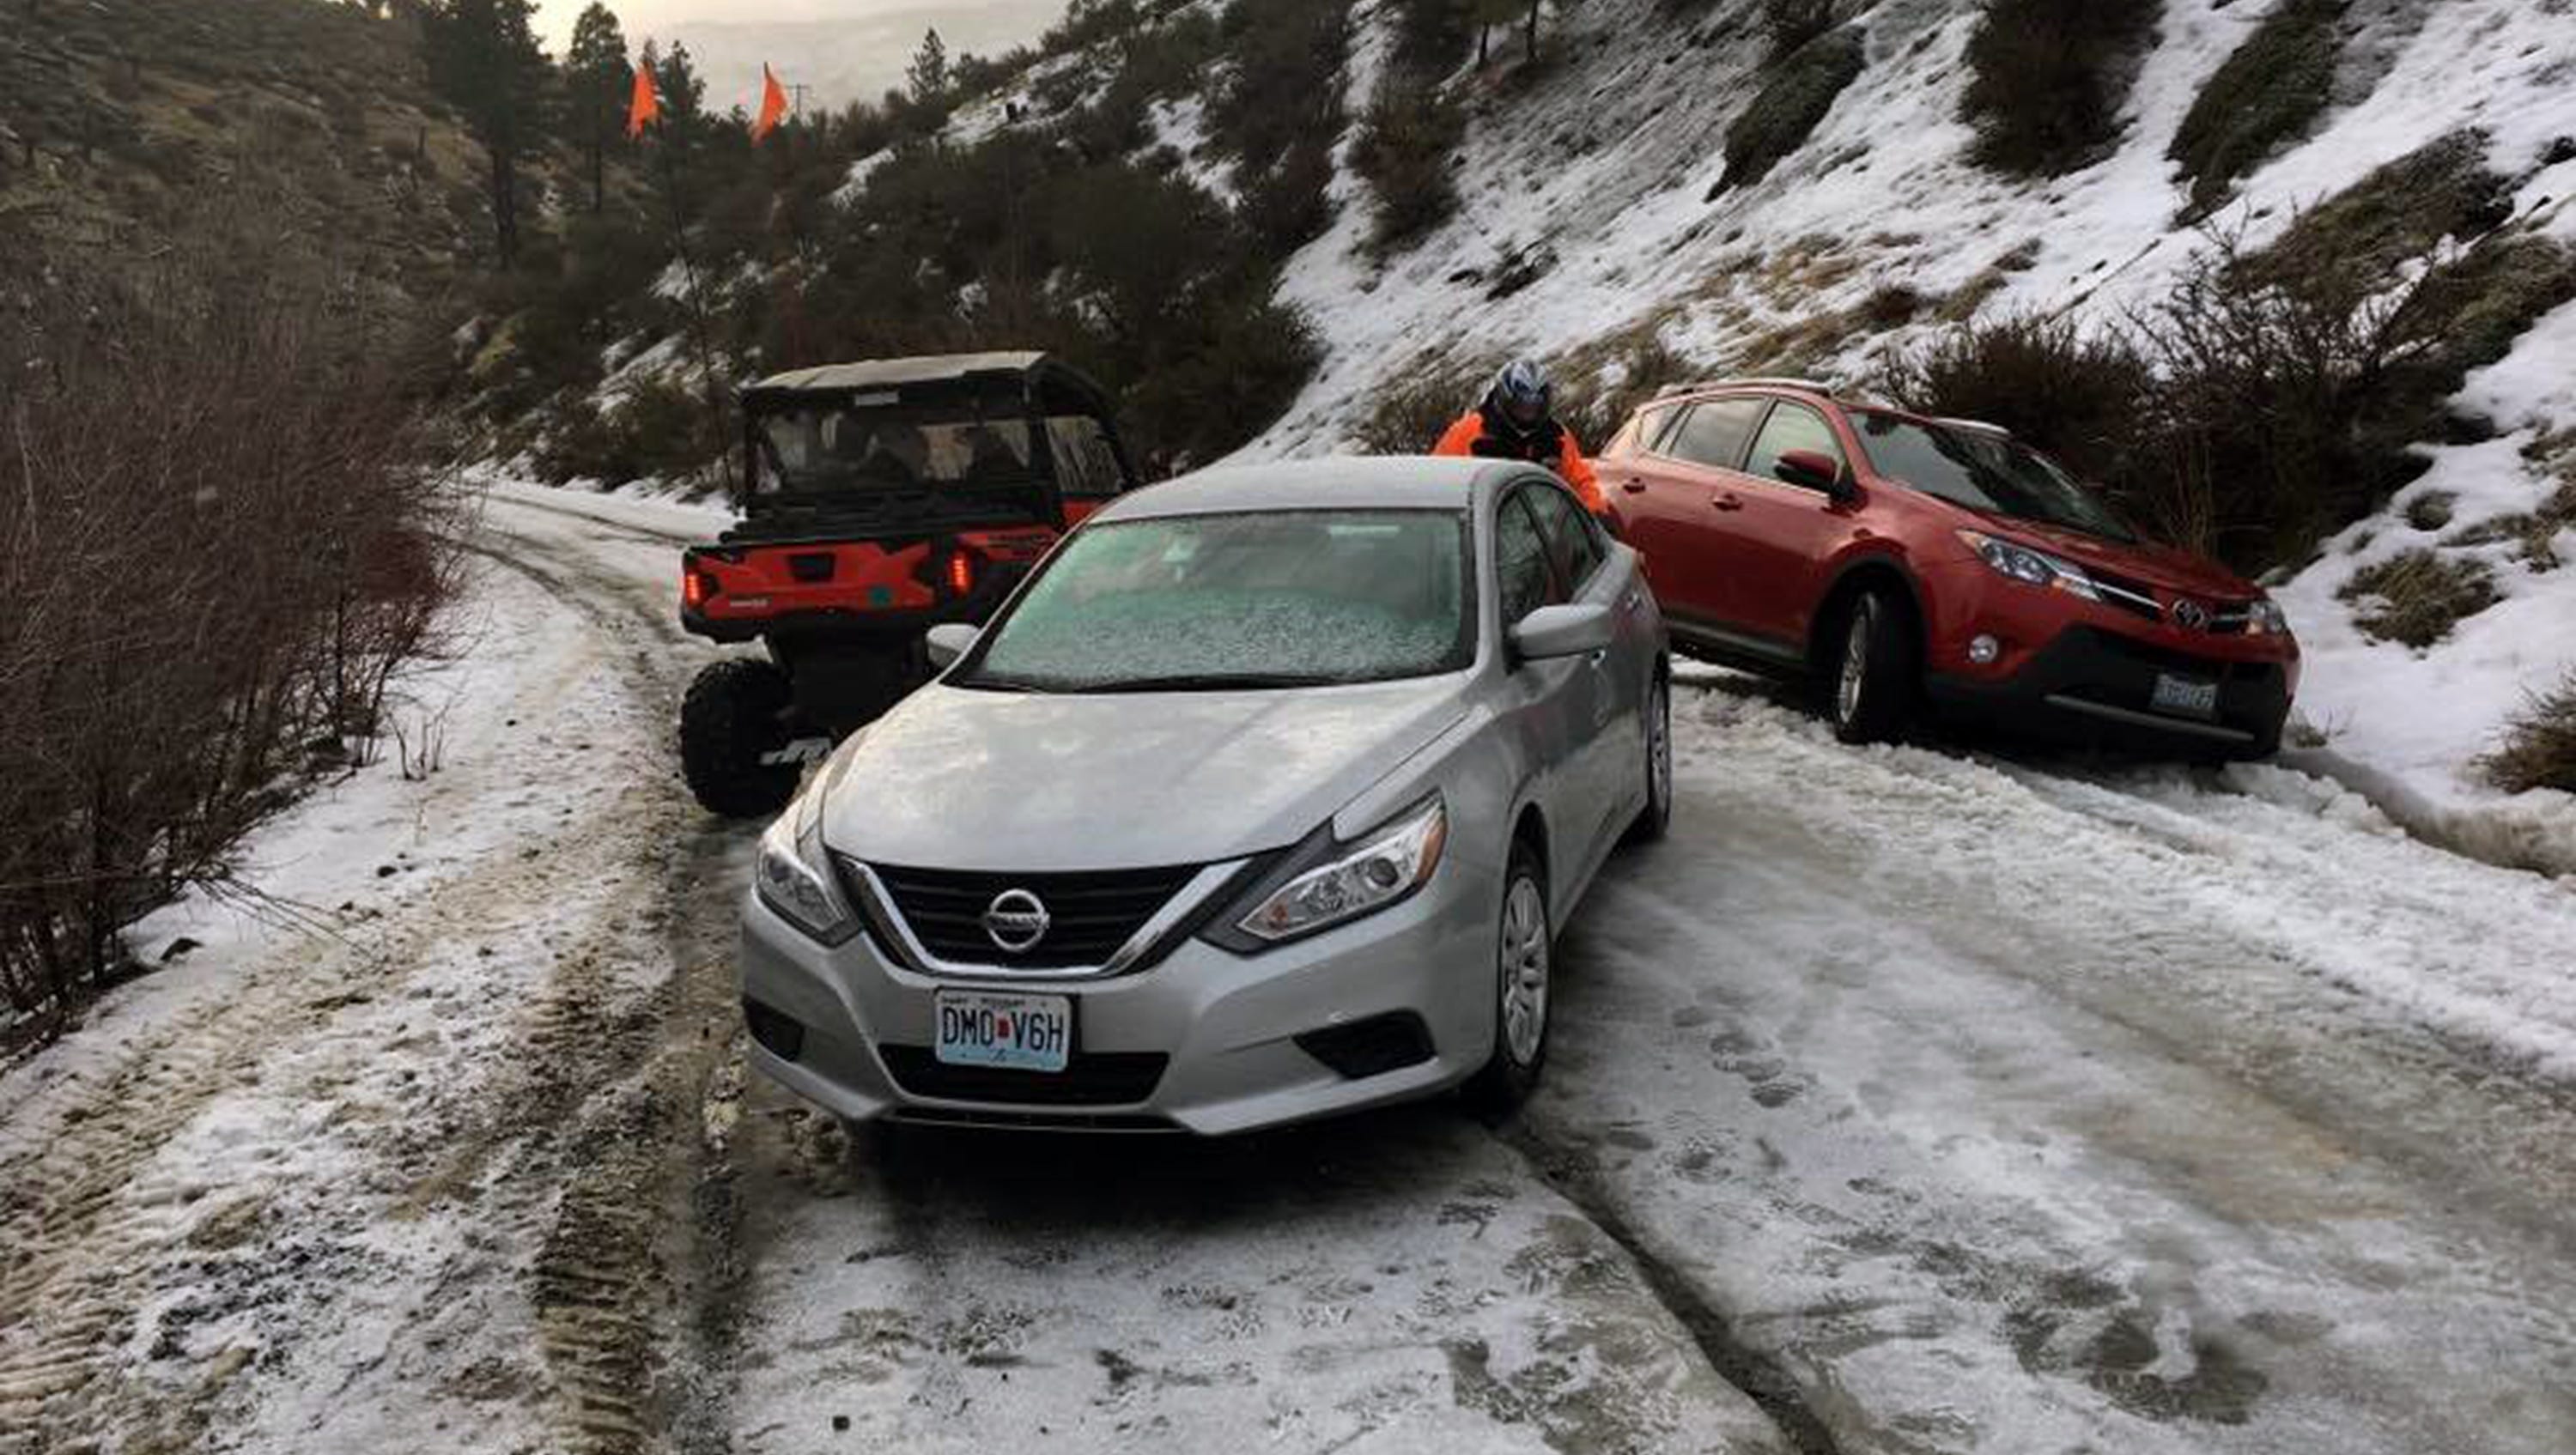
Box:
1650 677 1674 815
1500 874 1550 1066
1837 599 1874 727
1627 673 1673 845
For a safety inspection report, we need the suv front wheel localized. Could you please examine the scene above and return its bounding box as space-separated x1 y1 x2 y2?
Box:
1829 589 1917 745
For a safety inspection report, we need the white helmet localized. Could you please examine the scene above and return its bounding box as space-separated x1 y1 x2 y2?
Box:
1489 358 1552 429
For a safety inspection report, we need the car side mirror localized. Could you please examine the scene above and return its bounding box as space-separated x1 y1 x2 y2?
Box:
1774 449 1845 495
1510 603 1615 662
925 622 980 670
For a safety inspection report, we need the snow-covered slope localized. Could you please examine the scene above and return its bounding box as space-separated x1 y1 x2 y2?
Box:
1250 0 2574 452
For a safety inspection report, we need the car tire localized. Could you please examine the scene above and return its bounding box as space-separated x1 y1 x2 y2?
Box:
1625 671 1674 845
680 658 801 818
1828 588 1917 746
1462 843 1552 1115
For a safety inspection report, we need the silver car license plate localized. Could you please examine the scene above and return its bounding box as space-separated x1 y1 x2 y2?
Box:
934 990 1072 1073
2150 672 2220 720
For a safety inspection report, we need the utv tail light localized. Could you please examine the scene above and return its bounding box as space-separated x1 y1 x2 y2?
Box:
946 550 975 597
683 569 717 608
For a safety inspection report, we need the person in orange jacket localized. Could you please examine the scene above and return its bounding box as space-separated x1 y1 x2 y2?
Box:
1432 358 1604 515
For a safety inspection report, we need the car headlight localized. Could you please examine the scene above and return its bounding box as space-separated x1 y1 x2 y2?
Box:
755 793 860 945
1957 530 2100 603
2245 597 2291 636
1233 794 1448 947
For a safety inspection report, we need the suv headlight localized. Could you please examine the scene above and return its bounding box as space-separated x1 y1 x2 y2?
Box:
755 793 860 945
1232 795 1448 947
1958 530 2101 603
2245 597 2292 636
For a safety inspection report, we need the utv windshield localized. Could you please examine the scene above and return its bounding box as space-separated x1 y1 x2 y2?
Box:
958 510 1475 693
752 403 1041 495
1852 412 2136 543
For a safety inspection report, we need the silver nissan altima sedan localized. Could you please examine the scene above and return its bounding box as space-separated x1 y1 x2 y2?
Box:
736 456 1672 1134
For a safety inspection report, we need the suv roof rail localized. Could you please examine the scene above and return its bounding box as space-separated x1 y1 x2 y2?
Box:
1929 415 2014 437
1654 375 1841 400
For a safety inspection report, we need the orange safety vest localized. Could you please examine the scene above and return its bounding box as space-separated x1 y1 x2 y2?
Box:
1432 408 1604 515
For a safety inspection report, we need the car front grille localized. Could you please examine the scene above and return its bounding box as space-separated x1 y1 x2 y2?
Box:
863 862 1201 967
877 1046 1170 1106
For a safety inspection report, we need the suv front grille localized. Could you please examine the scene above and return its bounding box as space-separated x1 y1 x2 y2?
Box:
877 1046 1170 1106
866 862 1200 967
2087 565 2165 622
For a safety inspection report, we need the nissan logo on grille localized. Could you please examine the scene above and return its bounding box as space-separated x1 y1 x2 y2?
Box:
2171 598 2211 632
981 888 1052 954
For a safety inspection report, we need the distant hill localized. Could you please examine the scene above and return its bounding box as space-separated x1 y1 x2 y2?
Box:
0 0 492 306
653 1 1066 112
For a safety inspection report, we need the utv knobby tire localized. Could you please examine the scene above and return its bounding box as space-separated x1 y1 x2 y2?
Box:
1828 588 1919 746
680 658 800 819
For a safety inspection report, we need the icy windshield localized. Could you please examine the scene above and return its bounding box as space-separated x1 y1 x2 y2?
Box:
1853 412 2135 543
959 510 1474 693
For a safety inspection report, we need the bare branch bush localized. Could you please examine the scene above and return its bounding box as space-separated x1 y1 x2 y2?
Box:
0 204 461 1036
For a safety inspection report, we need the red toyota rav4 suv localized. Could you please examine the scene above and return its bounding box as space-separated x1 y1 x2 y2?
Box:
1599 379 2299 757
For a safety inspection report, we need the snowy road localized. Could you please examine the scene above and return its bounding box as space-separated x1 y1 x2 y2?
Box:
4 484 2573 1455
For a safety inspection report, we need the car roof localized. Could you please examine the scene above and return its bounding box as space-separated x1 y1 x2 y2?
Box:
1091 456 1533 522
1647 381 2020 438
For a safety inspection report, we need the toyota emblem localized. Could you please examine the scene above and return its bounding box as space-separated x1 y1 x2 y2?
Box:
2172 598 2210 632
981 888 1051 954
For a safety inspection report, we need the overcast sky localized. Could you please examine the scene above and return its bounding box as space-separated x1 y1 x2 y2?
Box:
537 1 1071 107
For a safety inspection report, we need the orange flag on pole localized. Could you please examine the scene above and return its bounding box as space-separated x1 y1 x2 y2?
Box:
753 65 787 142
626 66 661 138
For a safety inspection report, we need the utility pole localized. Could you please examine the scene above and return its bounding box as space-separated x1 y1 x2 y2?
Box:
787 82 811 123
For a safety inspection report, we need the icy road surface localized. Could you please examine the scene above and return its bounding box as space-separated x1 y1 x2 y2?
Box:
3 482 2573 1455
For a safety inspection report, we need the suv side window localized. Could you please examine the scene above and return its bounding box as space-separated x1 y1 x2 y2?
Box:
1744 403 1845 488
1519 482 1606 595
1661 397 1767 470
1495 491 1559 625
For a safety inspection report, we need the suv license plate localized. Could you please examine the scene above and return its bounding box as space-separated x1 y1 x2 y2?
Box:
934 991 1072 1073
2150 673 2221 720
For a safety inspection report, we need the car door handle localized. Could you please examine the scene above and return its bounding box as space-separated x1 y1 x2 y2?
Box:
1619 477 1647 494
1712 494 1745 512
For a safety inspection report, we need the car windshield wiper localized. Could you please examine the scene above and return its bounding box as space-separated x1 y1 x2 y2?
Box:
1082 672 1342 694
954 672 1059 694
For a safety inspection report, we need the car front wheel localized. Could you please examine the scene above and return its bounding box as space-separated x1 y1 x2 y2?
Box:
1830 589 1917 745
1626 672 1673 844
1463 844 1552 1113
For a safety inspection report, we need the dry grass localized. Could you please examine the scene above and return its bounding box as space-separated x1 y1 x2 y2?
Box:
2336 550 2500 650
2479 670 2576 796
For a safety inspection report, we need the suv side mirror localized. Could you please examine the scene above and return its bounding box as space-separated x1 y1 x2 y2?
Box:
1774 449 1845 495
925 622 980 670
1510 603 1615 662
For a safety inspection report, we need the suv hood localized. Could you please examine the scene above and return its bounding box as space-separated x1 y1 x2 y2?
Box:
1973 514 2257 599
817 676 1473 873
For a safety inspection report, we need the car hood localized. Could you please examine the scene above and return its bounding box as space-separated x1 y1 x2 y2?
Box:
817 676 1474 872
1979 516 2257 599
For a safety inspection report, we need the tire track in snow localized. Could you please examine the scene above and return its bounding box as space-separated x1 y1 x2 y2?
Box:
0 564 669 1451
454 521 760 1455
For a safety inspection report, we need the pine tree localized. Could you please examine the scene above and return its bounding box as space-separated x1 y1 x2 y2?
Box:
421 0 553 266
907 27 949 100
655 39 707 125
563 3 630 214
